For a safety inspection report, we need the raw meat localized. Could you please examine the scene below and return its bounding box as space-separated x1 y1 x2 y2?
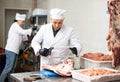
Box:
83 53 112 61
79 68 120 76
41 57 74 76
107 0 120 68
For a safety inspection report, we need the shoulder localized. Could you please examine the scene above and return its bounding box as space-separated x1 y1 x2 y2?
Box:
40 23 52 30
37 23 52 33
62 25 73 32
10 22 17 27
9 22 19 30
12 22 19 26
10 22 21 30
41 23 52 28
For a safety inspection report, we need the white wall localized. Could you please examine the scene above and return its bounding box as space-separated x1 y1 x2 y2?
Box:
0 0 110 55
48 0 110 54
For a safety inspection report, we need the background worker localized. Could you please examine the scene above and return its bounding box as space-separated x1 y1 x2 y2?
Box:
0 13 32 82
31 8 82 76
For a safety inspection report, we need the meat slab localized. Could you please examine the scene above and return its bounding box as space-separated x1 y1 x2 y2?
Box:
107 0 120 68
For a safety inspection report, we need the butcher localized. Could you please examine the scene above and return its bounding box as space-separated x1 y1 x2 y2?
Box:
31 8 82 76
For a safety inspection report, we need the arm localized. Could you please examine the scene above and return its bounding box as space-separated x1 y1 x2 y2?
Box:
31 26 45 55
69 30 82 56
15 24 32 36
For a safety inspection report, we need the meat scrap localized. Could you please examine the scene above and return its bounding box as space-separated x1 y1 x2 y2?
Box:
112 46 120 68
83 53 112 61
41 57 74 76
107 0 120 68
79 68 120 77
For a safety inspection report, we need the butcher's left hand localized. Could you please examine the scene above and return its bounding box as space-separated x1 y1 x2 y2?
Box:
69 47 78 57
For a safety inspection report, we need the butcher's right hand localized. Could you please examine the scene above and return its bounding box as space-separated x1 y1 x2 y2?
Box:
39 48 49 57
32 25 37 31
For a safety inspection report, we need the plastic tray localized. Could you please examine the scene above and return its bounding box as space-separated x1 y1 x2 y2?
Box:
80 57 112 69
71 68 120 82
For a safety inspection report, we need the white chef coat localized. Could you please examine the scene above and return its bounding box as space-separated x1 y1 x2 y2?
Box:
5 22 32 54
31 23 81 66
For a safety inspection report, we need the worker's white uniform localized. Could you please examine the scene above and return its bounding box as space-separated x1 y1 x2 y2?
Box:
31 23 81 66
5 22 32 54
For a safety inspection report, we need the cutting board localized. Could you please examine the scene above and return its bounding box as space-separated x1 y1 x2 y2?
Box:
40 69 60 77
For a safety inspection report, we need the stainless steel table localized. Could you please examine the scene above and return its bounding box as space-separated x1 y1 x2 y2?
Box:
10 71 80 82
10 71 120 82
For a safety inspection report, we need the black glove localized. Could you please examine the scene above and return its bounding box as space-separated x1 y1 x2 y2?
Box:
39 47 54 57
39 48 49 57
32 26 37 31
69 47 78 57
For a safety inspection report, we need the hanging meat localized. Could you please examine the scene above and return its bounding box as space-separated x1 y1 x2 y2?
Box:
107 0 120 68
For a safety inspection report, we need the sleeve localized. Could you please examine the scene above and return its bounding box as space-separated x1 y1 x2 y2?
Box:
15 25 32 36
31 26 45 56
70 29 82 56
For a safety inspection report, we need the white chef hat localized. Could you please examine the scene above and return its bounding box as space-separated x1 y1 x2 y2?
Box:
15 13 26 21
50 8 66 19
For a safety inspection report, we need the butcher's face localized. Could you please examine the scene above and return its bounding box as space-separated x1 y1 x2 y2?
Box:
17 20 25 26
51 18 64 31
